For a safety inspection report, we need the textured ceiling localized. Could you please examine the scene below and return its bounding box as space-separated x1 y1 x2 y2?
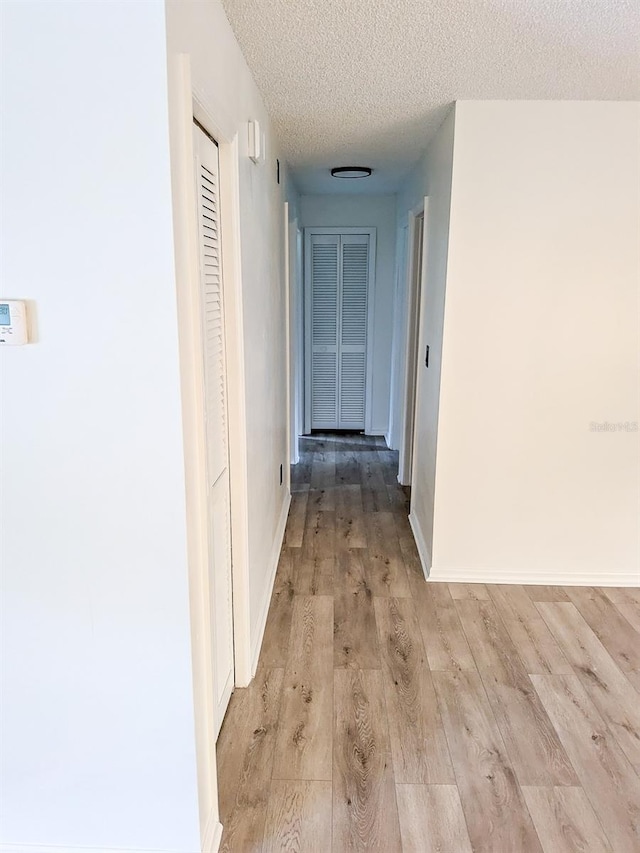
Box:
221 0 640 193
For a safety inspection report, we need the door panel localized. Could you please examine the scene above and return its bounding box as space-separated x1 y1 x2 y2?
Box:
209 472 234 713
193 122 234 738
310 236 340 428
338 236 369 429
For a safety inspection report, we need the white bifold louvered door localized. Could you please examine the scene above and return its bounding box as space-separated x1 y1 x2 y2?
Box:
339 237 369 427
309 235 339 427
306 232 372 430
193 123 234 739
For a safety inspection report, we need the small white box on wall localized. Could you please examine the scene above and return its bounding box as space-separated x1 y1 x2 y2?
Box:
248 119 264 164
0 300 29 345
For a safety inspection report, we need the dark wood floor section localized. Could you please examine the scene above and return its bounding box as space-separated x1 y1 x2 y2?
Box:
217 433 640 851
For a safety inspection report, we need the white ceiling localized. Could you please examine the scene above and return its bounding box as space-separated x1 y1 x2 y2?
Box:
221 0 640 194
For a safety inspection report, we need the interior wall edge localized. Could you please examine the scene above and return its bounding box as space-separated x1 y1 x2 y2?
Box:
408 510 432 581
249 490 292 680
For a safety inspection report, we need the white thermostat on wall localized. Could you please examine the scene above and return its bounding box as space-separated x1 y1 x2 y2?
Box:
0 300 29 345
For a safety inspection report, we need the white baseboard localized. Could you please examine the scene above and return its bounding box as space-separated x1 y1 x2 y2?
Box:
366 425 388 438
408 510 431 581
202 810 223 853
1 807 223 853
405 510 639 588
250 491 291 676
427 567 640 587
0 844 202 853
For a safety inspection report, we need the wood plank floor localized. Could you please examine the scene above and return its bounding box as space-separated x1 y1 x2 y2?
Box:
218 433 640 852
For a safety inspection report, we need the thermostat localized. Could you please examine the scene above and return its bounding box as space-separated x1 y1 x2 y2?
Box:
0 300 28 345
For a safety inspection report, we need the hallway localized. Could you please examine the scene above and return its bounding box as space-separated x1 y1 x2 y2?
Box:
216 434 640 852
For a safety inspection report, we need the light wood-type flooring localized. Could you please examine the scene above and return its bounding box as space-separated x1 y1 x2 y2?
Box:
217 433 640 851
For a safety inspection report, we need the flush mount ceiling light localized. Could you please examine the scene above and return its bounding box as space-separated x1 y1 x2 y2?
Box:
330 166 372 179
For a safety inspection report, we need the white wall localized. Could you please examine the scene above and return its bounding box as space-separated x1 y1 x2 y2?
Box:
0 2 201 851
394 109 457 563
299 194 397 435
431 101 640 584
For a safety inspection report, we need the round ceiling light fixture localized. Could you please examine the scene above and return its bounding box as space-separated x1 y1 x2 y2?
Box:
330 166 372 179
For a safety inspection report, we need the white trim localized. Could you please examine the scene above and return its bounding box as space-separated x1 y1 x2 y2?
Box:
0 845 207 853
288 218 302 465
167 54 221 847
192 93 252 689
283 206 298 472
167 53 251 850
408 509 431 581
408 199 431 497
427 567 640 587
303 227 377 433
303 230 311 434
397 209 420 480
399 199 428 485
406 513 640 588
284 203 292 482
250 491 292 676
202 810 224 853
284 201 293 472
191 81 235 143
295 227 304 456
387 222 409 451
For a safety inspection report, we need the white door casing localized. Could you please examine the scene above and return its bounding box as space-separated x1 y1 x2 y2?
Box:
399 200 428 485
387 222 409 451
288 217 302 464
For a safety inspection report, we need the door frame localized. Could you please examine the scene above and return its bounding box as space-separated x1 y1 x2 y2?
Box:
170 59 253 684
295 227 304 456
287 212 303 465
303 226 377 434
387 221 409 451
398 199 429 485
167 51 252 849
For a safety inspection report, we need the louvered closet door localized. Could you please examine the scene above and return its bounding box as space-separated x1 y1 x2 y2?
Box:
339 236 369 428
193 123 234 739
308 233 370 430
310 235 340 428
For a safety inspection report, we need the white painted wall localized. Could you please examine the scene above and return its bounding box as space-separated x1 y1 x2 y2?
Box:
430 101 640 584
0 2 200 851
299 194 397 435
394 109 457 563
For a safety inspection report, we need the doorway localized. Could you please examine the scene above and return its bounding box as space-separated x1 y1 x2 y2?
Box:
303 227 376 433
398 201 427 485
